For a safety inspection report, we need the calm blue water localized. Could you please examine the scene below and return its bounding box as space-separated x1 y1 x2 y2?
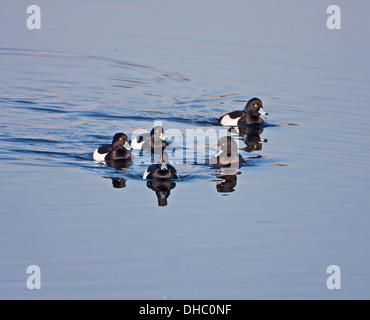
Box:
1 0 370 299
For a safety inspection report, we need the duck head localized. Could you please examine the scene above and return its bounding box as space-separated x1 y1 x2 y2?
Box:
112 132 130 149
243 97 268 117
151 126 167 142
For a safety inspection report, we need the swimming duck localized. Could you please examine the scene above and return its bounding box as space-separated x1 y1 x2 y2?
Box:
219 97 268 127
143 152 179 180
93 132 131 162
131 126 169 151
209 136 246 166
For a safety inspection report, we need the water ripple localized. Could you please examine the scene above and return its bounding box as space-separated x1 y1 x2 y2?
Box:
0 47 282 180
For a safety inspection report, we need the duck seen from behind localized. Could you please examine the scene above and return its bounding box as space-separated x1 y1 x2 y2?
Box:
143 152 179 180
219 97 268 127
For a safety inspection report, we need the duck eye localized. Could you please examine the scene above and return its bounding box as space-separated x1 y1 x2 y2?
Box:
155 130 158 133
254 104 258 108
119 137 122 140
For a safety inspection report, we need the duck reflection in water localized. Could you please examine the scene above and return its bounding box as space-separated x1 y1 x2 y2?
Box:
102 176 127 189
105 157 132 188
143 152 179 206
106 158 132 170
237 123 267 153
216 173 238 193
210 135 245 194
111 177 127 189
147 180 176 207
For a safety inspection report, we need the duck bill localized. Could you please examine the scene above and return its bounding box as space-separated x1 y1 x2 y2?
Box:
214 147 222 158
124 141 131 149
259 108 268 116
161 162 167 171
